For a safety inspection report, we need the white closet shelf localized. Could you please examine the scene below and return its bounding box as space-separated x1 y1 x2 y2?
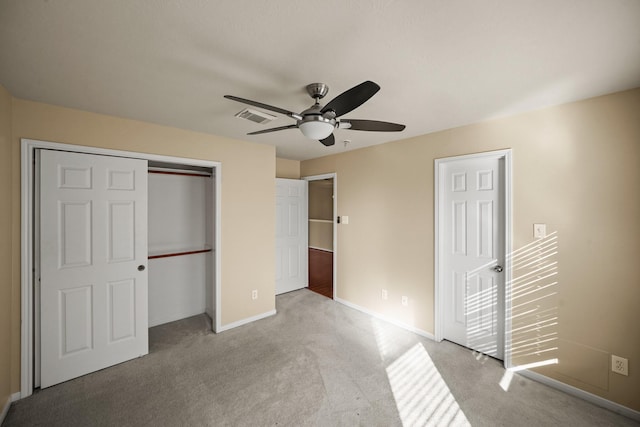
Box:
309 218 333 223
149 245 213 260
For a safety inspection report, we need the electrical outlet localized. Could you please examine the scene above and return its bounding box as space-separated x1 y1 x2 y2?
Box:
401 296 408 306
251 290 258 300
611 355 628 376
381 289 388 300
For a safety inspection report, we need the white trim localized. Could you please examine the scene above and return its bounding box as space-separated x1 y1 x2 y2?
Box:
335 297 436 341
20 141 34 397
434 149 513 366
216 310 277 332
0 393 18 424
20 138 223 397
518 369 640 422
303 173 337 300
434 161 441 341
503 151 513 368
213 163 223 334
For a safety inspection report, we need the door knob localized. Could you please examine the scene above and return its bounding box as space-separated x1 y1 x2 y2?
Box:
138 265 146 271
493 265 503 273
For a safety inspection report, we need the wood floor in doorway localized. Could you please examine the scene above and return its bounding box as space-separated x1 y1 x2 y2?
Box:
308 248 333 299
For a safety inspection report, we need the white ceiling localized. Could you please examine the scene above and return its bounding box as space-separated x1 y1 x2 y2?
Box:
1 1 639 160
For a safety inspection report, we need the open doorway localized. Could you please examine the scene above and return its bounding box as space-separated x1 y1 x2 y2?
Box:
305 174 336 299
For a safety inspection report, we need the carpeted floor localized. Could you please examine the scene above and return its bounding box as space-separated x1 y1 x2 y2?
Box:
4 289 638 426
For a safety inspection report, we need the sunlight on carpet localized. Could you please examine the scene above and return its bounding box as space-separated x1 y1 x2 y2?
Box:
499 358 559 391
386 343 470 426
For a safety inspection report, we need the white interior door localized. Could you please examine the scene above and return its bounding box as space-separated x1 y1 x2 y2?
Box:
40 149 149 387
442 155 505 359
275 178 308 295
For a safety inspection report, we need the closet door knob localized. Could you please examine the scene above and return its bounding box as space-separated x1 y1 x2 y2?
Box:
138 265 146 271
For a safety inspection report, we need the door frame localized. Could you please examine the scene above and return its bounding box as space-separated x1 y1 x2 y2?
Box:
434 149 513 368
20 138 222 397
302 173 337 299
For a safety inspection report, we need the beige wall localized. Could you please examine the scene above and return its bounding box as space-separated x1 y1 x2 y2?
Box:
9 99 276 392
275 157 300 179
0 86 13 410
301 88 640 410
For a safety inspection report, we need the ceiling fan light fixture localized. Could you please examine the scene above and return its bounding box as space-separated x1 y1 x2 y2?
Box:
299 120 334 140
225 80 405 145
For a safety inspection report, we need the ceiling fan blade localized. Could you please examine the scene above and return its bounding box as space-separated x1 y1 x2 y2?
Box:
320 133 335 146
224 95 302 120
247 124 298 135
339 119 406 132
321 81 380 118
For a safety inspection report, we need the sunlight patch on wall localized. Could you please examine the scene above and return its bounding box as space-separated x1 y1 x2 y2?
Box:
386 343 470 426
507 232 559 366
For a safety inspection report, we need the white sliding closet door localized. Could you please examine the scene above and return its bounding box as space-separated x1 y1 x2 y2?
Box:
275 178 308 295
40 150 149 388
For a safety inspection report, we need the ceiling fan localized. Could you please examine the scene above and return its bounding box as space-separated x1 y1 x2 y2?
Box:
224 81 405 146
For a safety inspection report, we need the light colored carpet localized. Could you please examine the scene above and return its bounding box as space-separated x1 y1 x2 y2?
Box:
4 289 637 426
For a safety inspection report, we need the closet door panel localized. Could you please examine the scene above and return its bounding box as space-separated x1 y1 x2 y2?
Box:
40 149 148 388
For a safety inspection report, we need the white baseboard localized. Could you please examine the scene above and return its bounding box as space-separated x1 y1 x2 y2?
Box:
0 392 19 425
519 369 640 422
215 309 277 333
334 297 436 341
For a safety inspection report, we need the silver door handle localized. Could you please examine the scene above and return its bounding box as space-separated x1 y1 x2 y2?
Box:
493 265 503 273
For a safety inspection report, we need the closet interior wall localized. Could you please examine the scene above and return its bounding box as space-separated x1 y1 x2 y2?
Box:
308 179 334 299
148 163 214 327
308 180 333 251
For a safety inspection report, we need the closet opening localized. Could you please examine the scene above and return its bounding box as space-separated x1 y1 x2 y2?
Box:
21 139 221 396
307 177 335 299
148 161 216 328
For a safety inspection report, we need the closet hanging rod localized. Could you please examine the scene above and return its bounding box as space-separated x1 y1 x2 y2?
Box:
148 248 213 260
148 169 211 178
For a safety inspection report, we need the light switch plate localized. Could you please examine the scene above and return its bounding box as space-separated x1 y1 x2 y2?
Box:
342 216 349 225
534 223 546 239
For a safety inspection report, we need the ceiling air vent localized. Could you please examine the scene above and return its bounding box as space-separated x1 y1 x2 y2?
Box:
234 108 277 124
